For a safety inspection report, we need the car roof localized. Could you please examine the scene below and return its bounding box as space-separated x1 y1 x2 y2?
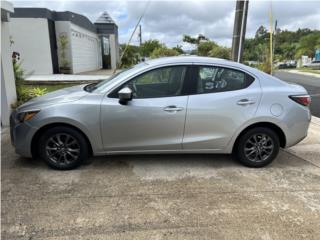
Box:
145 56 238 67
143 56 260 76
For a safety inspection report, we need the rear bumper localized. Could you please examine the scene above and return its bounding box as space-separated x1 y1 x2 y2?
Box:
282 107 311 148
10 111 37 158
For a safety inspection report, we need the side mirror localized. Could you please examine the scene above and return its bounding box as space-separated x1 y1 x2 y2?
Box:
118 87 133 105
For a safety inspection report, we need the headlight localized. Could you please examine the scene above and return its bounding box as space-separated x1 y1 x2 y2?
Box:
16 110 40 123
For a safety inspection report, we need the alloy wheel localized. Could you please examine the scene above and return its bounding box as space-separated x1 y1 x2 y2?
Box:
244 133 274 162
45 133 80 167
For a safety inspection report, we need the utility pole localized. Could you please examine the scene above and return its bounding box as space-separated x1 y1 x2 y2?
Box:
272 20 277 72
139 24 142 46
231 0 249 63
269 3 273 75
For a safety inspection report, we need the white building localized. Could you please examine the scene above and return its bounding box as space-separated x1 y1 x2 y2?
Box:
10 8 119 74
1 1 16 126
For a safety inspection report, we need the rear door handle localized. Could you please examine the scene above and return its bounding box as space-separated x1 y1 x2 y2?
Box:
237 99 256 106
164 105 184 112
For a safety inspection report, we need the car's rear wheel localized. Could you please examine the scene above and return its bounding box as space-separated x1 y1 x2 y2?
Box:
39 126 89 170
235 127 280 167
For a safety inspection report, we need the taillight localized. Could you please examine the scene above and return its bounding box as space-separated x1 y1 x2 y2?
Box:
289 95 311 106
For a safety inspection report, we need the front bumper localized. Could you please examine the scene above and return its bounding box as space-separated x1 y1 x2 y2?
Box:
10 111 37 158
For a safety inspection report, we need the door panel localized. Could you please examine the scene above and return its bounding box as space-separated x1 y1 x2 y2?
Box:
183 66 261 150
101 96 188 151
101 65 189 151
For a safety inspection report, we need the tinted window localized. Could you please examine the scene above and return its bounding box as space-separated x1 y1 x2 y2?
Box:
196 66 254 94
93 62 148 93
110 66 187 99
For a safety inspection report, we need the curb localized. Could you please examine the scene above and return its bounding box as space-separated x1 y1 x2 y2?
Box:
23 80 100 85
283 70 320 78
311 116 320 126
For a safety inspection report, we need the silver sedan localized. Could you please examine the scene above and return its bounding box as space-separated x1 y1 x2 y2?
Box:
10 56 311 170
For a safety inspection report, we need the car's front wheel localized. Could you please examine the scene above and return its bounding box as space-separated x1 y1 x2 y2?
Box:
235 127 280 168
39 126 89 170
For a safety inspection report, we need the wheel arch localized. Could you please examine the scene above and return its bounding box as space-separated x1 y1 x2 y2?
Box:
31 122 94 158
232 122 286 153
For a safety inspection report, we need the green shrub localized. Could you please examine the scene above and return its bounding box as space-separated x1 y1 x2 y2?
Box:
12 87 47 108
150 47 179 59
29 87 47 98
250 62 272 74
209 46 231 60
120 44 140 68
197 41 218 56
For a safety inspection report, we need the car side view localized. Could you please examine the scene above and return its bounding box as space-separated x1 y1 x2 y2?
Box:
10 56 311 170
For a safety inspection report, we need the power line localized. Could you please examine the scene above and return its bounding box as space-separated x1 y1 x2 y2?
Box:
118 0 150 69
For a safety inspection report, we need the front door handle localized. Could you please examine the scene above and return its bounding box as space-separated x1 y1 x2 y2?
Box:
164 105 184 112
237 99 256 106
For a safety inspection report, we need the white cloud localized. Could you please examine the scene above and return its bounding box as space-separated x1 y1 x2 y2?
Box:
10 0 320 49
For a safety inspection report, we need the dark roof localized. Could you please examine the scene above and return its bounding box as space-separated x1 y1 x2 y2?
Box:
95 12 116 24
94 12 117 35
95 23 118 35
11 8 96 33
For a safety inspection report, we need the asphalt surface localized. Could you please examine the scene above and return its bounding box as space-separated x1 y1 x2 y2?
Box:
1 128 320 239
274 71 320 117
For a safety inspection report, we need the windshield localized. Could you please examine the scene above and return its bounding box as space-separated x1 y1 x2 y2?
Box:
86 62 148 93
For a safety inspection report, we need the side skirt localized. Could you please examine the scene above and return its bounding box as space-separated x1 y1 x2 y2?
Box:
93 149 231 156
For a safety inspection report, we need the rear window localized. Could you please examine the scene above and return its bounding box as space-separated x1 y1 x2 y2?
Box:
195 66 255 94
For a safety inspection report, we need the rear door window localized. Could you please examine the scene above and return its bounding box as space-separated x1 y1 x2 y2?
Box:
196 66 254 94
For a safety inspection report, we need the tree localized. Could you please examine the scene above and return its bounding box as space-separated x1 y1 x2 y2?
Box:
278 42 298 60
255 25 268 40
198 34 209 42
140 39 163 57
209 46 231 59
150 47 179 59
120 44 140 67
197 41 218 56
295 32 320 59
243 26 320 62
243 38 258 61
183 35 198 45
172 45 184 54
183 34 209 45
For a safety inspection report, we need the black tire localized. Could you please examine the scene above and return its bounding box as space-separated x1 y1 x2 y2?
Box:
39 126 89 170
235 127 280 168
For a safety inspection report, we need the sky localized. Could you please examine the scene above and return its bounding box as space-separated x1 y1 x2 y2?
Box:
10 0 320 50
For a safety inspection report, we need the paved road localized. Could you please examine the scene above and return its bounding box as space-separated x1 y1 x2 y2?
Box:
2 128 320 239
274 71 320 118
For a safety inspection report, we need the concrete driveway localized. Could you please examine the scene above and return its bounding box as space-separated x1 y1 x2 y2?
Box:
1 126 320 239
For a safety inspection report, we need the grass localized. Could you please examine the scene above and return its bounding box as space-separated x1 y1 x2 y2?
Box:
22 83 77 93
296 67 320 75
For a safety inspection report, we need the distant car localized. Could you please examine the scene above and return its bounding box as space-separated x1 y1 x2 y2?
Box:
277 60 297 69
10 56 311 170
305 60 320 70
286 60 297 68
277 62 288 69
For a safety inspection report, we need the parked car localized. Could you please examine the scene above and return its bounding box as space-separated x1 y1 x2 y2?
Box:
276 60 297 69
277 62 288 69
286 60 297 68
304 60 320 70
10 56 311 170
